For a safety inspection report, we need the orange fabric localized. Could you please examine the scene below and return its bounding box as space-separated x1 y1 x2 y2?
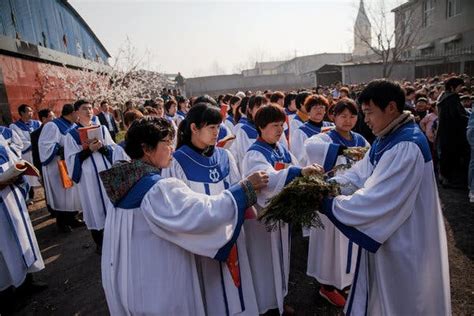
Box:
57 159 73 189
296 110 309 122
226 245 241 287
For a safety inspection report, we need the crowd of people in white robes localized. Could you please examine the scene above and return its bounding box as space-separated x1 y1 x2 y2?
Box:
1 75 467 315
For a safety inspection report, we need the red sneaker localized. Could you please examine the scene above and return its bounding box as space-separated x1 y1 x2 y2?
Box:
319 287 346 307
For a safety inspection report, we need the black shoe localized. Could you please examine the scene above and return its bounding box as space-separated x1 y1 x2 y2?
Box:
69 218 86 228
57 223 73 233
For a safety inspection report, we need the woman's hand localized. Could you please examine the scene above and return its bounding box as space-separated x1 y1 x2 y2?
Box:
88 139 103 152
301 163 324 177
245 171 269 190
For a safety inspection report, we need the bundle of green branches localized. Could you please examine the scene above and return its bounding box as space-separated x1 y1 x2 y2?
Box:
342 146 369 161
258 175 340 232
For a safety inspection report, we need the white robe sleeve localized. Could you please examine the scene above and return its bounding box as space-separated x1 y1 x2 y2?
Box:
241 150 301 208
10 129 24 157
38 123 61 166
140 177 248 260
304 133 341 172
290 129 307 166
10 124 30 154
64 133 85 183
229 128 253 171
112 145 130 163
324 142 425 252
226 149 242 185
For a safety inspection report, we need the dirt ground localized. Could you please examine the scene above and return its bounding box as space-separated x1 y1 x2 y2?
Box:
1 186 472 315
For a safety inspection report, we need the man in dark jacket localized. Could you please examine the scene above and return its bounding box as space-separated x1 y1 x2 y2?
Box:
97 100 118 141
436 77 470 188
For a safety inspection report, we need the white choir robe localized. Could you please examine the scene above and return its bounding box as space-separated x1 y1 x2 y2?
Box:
176 110 186 127
322 122 451 315
39 118 81 212
10 120 41 187
283 110 296 142
162 145 259 316
230 121 288 172
218 123 233 142
291 121 333 166
0 126 23 158
112 141 130 163
0 145 44 290
288 115 305 142
292 121 333 237
64 125 115 230
304 130 368 290
224 115 236 134
102 172 250 315
241 139 302 314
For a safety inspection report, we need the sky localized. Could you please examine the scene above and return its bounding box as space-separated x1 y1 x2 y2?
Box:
70 0 401 78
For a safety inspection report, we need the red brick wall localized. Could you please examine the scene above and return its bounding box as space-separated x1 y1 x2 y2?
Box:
0 54 76 122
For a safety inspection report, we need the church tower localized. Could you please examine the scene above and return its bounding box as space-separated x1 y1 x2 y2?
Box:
353 0 372 56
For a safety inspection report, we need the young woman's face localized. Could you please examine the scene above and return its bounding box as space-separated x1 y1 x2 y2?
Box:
144 137 174 169
193 123 220 147
334 108 358 133
156 105 164 118
260 121 284 144
308 105 326 123
167 103 177 116
289 99 297 112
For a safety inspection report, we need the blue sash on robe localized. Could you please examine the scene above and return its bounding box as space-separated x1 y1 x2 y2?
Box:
369 122 431 166
174 145 230 184
116 172 162 209
299 121 332 138
240 121 258 140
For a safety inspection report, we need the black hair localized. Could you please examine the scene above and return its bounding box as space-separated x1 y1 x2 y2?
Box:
125 117 175 159
254 104 286 137
194 95 217 106
228 96 241 117
332 98 358 116
176 102 222 149
296 91 311 110
38 109 52 120
18 104 31 115
61 104 74 116
235 96 249 124
144 99 157 108
444 77 465 92
247 95 267 122
284 92 297 109
357 80 405 113
74 99 91 111
100 100 108 107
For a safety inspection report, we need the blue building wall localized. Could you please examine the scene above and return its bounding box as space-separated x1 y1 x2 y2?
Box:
0 0 109 63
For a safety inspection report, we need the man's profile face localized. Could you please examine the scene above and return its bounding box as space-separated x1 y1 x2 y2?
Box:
362 100 396 135
21 107 33 120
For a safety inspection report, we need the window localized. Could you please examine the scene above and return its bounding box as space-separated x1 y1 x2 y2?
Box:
421 47 435 56
445 41 460 54
447 0 461 18
422 0 435 27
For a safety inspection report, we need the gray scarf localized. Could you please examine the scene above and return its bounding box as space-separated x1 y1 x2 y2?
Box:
375 111 415 138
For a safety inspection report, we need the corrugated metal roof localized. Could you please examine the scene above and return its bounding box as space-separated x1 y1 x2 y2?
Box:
0 0 110 63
